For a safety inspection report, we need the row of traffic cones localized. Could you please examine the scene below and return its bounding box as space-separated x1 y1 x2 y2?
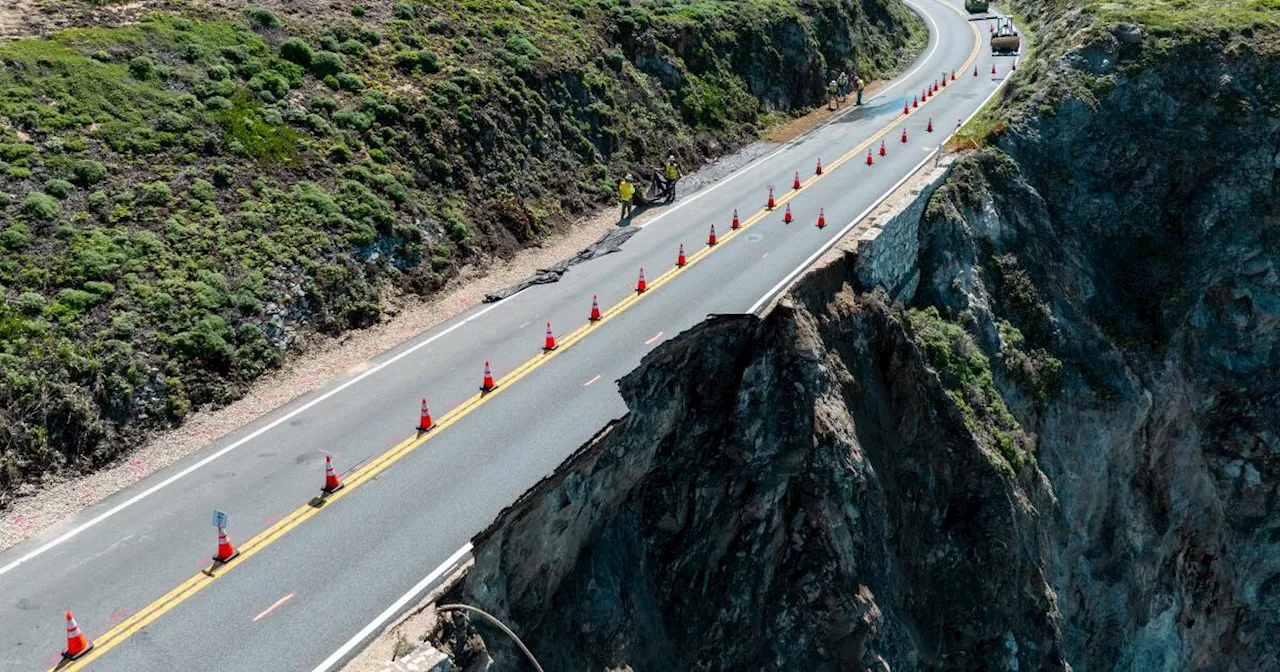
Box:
53 86 980 661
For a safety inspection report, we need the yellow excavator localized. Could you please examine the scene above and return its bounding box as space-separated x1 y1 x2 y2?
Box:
992 17 1021 55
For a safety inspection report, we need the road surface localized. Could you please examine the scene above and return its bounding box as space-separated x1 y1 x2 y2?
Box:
0 1 1017 669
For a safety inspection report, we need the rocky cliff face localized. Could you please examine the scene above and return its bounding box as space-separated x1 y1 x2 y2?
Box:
426 4 1278 670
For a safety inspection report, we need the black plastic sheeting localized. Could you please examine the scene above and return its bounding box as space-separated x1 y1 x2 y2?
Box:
482 226 641 303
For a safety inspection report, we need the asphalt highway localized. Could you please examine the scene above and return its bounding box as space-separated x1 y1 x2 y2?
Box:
0 1 1018 669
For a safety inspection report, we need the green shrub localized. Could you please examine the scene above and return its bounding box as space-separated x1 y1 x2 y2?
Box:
72 160 107 186
339 39 366 56
91 50 112 63
351 4 366 18
333 109 372 130
336 73 365 92
44 179 74 199
138 181 173 206
129 56 155 80
56 288 100 311
311 51 347 77
207 65 231 81
20 192 60 221
88 190 109 212
393 2 414 19
368 148 389 164
311 97 339 112
323 75 340 90
329 143 352 161
246 7 280 29
505 35 541 58
1 223 31 250
204 96 232 110
17 291 45 315
280 38 313 66
190 178 216 202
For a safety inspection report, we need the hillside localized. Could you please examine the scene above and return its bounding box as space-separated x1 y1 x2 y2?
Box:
0 0 922 499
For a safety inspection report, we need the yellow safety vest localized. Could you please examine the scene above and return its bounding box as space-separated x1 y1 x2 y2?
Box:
619 180 634 200
665 163 678 180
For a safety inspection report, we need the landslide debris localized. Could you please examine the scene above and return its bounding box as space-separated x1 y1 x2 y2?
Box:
421 2 1279 669
0 0 921 501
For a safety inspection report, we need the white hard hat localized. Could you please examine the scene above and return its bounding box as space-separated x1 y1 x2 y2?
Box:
667 154 675 161
625 173 633 180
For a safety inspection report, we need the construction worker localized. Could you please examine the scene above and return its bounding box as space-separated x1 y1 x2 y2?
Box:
837 71 850 102
855 75 866 106
619 173 634 222
827 79 839 110
664 154 681 183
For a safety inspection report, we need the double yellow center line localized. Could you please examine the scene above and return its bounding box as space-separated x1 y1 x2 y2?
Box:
56 6 984 668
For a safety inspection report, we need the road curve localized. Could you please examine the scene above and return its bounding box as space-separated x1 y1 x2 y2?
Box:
0 1 1017 669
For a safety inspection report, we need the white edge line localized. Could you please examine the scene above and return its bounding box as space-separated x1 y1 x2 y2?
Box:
310 542 473 672
747 33 1014 315
0 0 961 576
0 298 507 577
635 0 942 232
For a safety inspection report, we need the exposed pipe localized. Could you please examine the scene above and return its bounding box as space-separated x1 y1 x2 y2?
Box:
436 603 544 672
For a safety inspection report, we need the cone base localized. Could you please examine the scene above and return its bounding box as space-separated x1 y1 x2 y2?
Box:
63 643 94 661
589 315 601 322
213 550 240 564
543 344 558 351
480 384 497 393
322 482 344 495
416 423 434 433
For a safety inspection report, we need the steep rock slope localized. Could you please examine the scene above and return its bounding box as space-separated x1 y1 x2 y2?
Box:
426 2 1278 670
0 0 920 499
449 291 1067 671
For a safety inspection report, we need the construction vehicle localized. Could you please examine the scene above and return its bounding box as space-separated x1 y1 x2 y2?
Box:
965 0 990 12
991 17 1021 55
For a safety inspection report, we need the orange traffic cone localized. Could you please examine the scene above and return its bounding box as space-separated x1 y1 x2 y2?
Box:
62 612 93 661
974 65 979 77
792 171 801 190
901 127 908 143
783 203 793 224
214 526 238 563
589 295 601 322
816 207 826 229
636 268 647 293
1012 59 1018 71
951 69 956 81
707 224 717 246
879 140 887 157
992 63 997 75
927 118 934 133
990 23 995 33
322 455 343 494
417 398 434 432
815 158 823 175
480 361 496 392
942 75 947 88
766 186 775 209
676 243 687 267
731 208 740 229
866 151 874 166
934 80 939 93
543 322 557 351
903 101 910 115
913 95 918 109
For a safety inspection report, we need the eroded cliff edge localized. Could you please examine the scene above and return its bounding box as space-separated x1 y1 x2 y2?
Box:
422 3 1278 670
